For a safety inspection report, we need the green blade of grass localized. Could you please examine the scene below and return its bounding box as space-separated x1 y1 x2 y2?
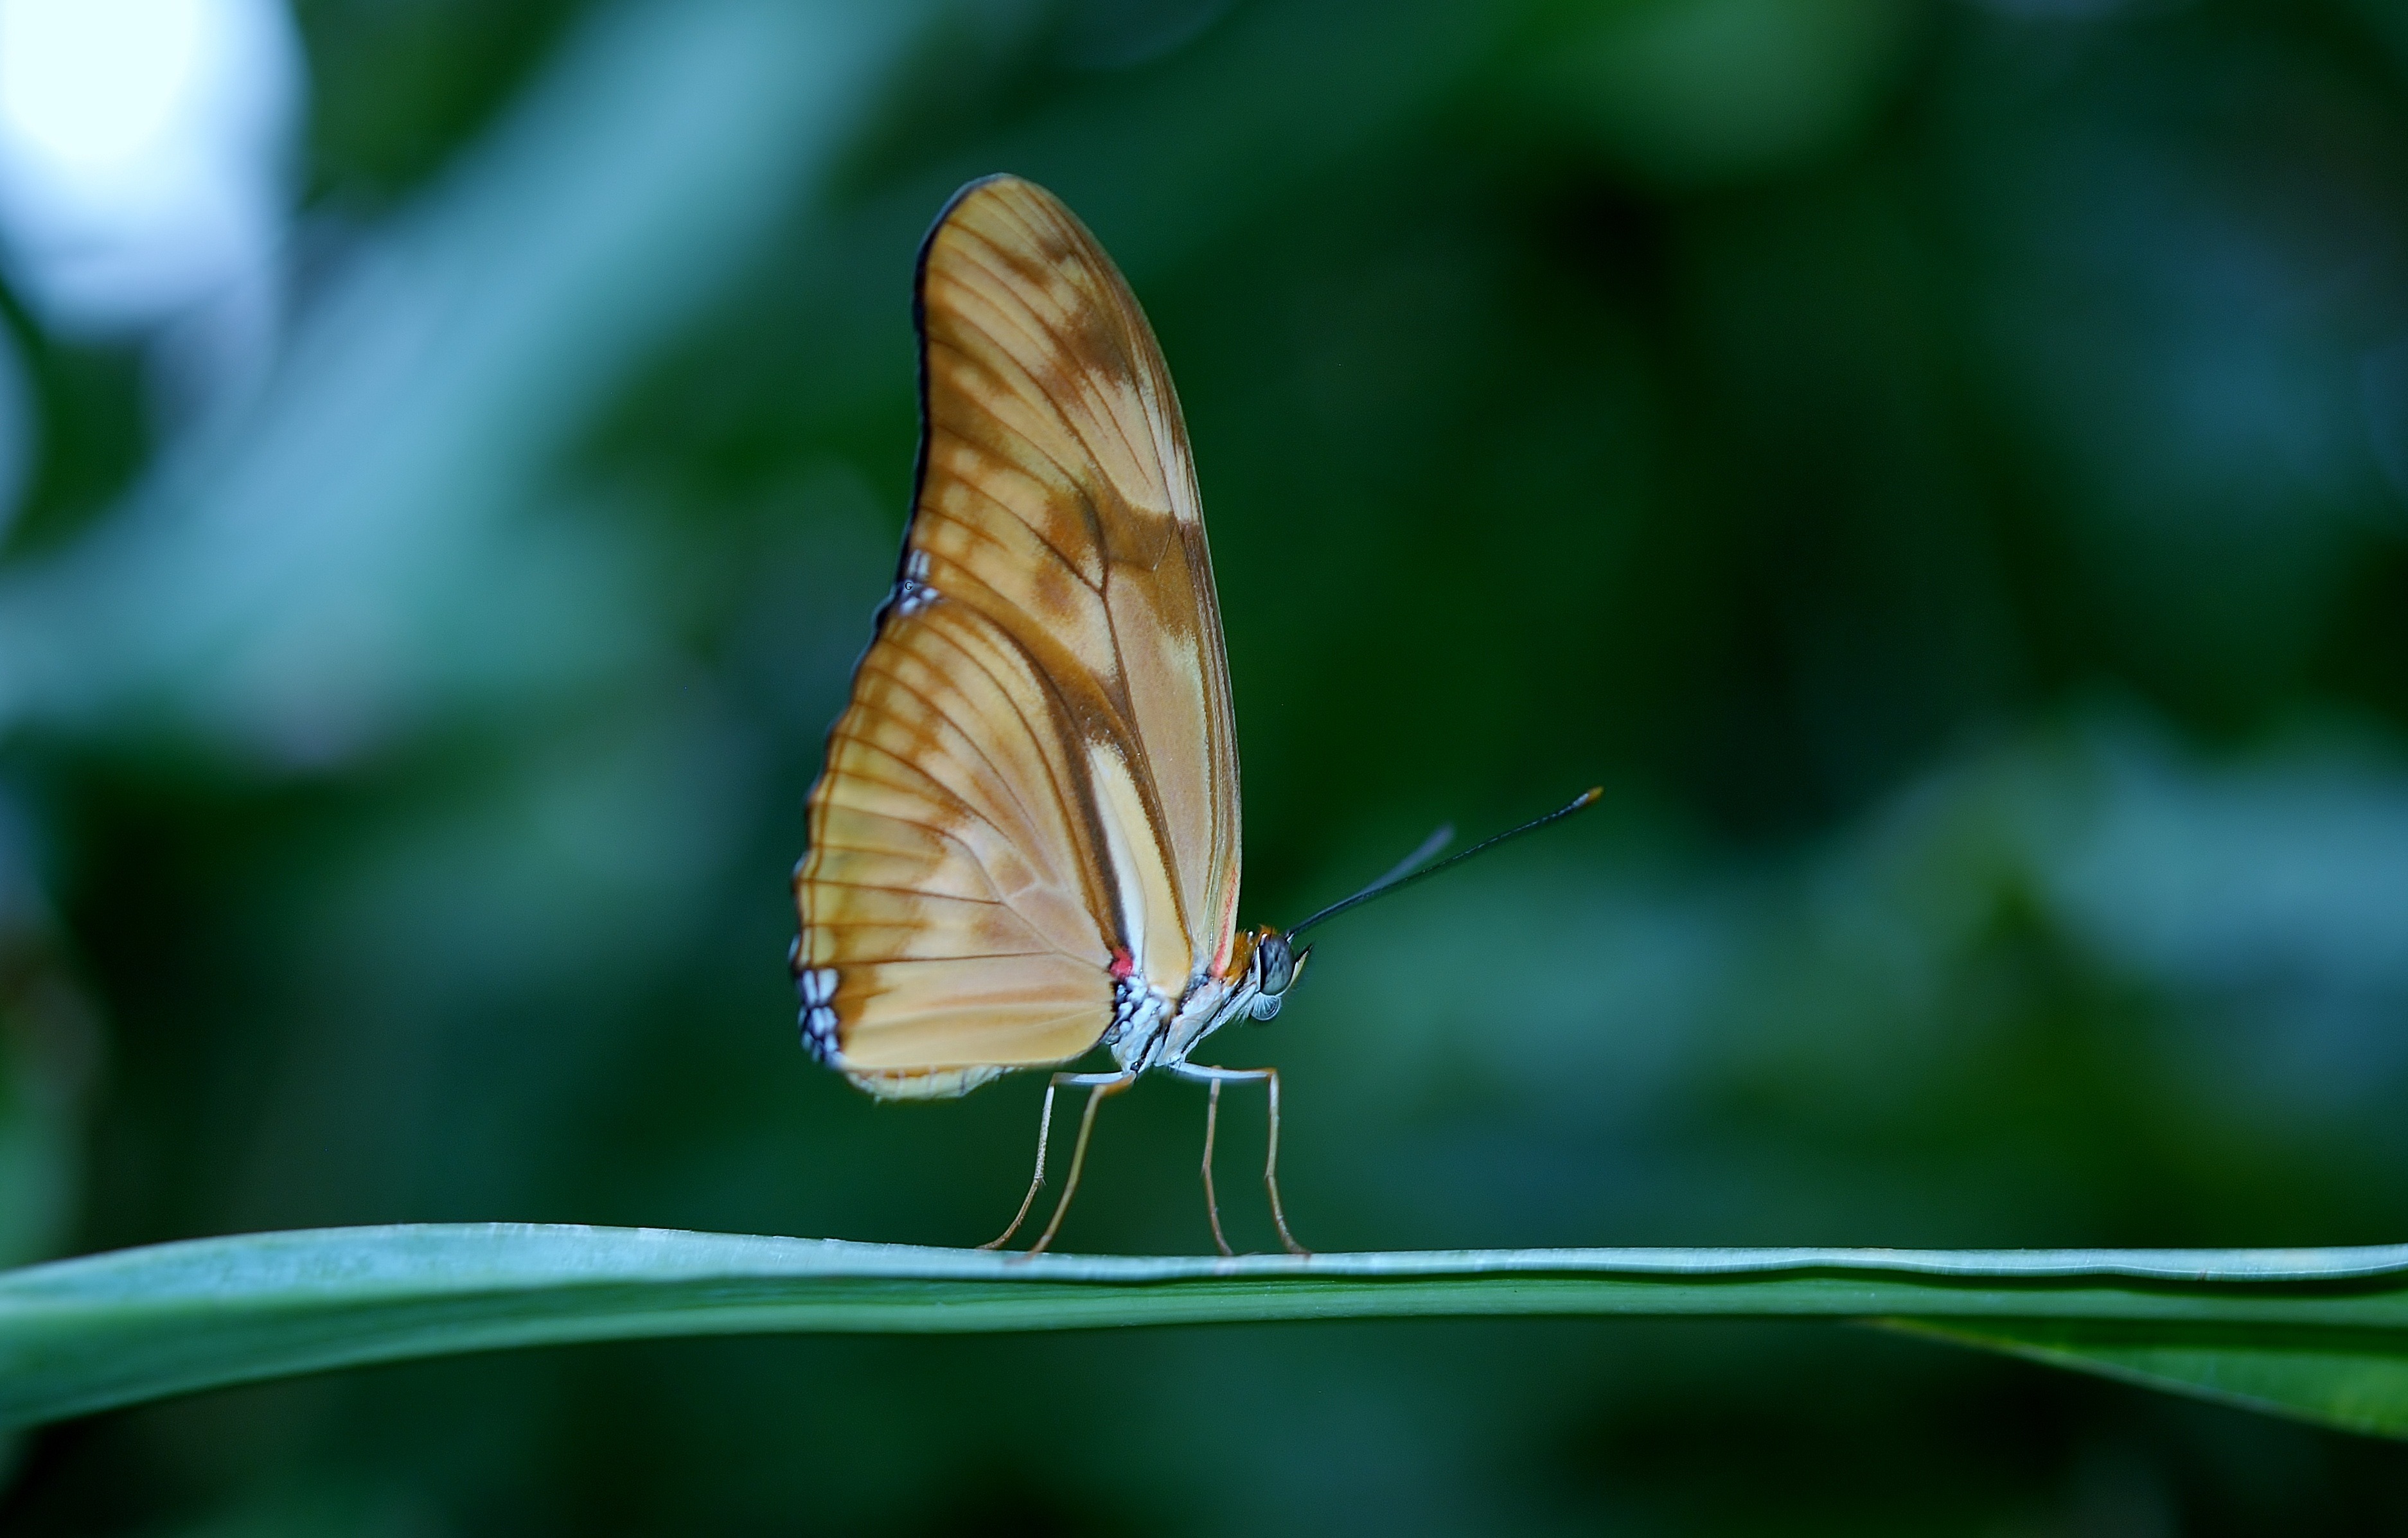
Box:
5 1224 2408 1435
1886 1320 2408 1438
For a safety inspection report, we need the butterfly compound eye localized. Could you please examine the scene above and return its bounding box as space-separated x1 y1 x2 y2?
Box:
1261 935 1295 994
1248 933 1300 1021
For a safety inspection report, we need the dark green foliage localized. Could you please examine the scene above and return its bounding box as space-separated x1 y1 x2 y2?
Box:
6 0 2408 1530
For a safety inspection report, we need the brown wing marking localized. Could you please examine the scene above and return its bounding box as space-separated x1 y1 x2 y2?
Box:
917 179 1241 978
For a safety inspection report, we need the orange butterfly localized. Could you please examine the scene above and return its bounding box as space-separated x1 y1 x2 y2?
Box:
792 175 1593 1255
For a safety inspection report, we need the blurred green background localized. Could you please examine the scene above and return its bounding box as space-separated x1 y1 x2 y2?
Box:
4 0 2408 1529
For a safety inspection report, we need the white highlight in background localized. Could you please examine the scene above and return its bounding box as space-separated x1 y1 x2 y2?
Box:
0 0 303 409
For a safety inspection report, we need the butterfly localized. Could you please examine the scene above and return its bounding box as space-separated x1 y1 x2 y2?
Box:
792 175 1594 1255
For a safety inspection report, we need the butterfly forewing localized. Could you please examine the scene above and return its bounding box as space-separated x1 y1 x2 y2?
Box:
795 175 1241 1098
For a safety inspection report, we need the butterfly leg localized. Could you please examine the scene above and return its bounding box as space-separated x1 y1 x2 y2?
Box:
1015 1070 1136 1257
1198 1078 1233 1256
1168 1063 1309 1255
978 1076 1065 1251
980 1070 1133 1252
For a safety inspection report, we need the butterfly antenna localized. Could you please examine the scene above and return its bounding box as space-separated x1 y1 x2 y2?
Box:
1287 787 1603 939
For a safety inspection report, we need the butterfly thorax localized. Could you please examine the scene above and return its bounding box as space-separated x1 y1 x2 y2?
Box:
1101 924 1297 1074
1101 962 1241 1074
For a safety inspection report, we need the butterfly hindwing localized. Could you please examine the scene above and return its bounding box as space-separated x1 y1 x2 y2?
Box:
794 175 1242 1097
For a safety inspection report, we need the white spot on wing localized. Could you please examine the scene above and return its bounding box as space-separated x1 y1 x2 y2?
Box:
891 550 939 616
796 966 841 1064
1086 742 1167 985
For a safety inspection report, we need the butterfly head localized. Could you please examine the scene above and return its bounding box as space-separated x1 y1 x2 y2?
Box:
1244 926 1310 1021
